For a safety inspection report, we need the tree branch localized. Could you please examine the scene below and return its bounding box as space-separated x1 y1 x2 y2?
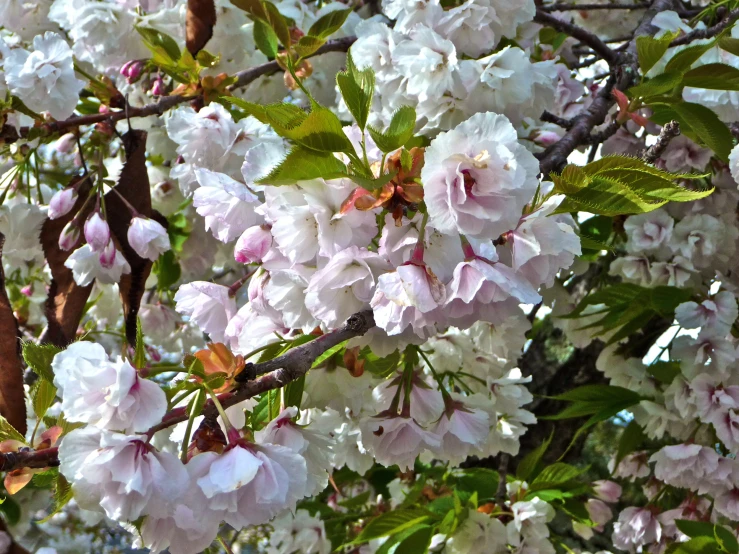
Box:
0 447 59 472
640 120 680 163
538 0 680 177
1 36 357 144
534 9 619 65
670 8 739 47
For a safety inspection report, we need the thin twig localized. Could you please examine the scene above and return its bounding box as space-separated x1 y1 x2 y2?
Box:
670 8 739 46
640 120 680 163
534 9 620 65
2 37 357 145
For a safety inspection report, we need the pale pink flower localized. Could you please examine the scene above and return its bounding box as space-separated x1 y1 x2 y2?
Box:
59 428 188 522
359 414 440 471
128 216 170 261
52 341 167 432
675 291 738 337
64 243 131 286
373 370 445 425
650 444 730 494
421 111 539 240
306 247 391 328
174 282 237 343
234 225 272 264
592 480 622 503
612 507 662 552
432 395 491 465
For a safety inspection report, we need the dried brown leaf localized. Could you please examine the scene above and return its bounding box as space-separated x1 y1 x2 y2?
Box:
0 233 27 436
39 174 94 348
186 0 217 56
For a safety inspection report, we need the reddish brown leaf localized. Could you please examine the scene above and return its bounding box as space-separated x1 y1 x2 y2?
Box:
39 175 94 348
104 130 166 346
0 233 27 436
186 0 217 56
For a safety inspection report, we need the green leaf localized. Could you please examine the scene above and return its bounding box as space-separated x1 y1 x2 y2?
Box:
311 341 347 368
666 536 723 554
351 510 435 544
452 468 500 500
342 169 397 192
543 385 642 424
517 430 553 482
361 348 400 378
676 520 739 554
294 35 326 58
263 1 292 52
258 146 347 185
0 415 26 444
337 54 375 130
284 375 305 408
383 525 433 554
22 342 60 382
134 318 146 367
368 106 417 153
683 63 739 91
0 496 20 525
222 98 308 130
253 18 279 58
664 40 718 73
628 71 683 98
528 463 588 493
154 250 181 291
308 8 352 39
281 105 354 153
636 33 676 75
38 474 73 523
653 101 732 160
719 36 739 57
647 360 680 384
32 379 57 421
553 155 711 216
614 420 646 471
136 27 182 64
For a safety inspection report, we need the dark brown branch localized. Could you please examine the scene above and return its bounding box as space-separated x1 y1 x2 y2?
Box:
534 9 620 65
495 453 509 507
538 0 680 177
145 310 375 437
640 120 680 163
541 110 574 130
670 8 739 47
0 447 59 472
541 2 649 11
1 37 357 144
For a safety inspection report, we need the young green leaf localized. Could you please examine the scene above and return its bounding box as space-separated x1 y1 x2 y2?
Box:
22 342 60 383
636 33 676 75
628 71 683 99
350 509 435 545
253 18 279 58
32 378 57 421
293 35 326 58
664 40 718 73
682 63 739 91
263 1 292 52
257 146 347 185
368 106 417 153
307 8 353 39
336 53 375 130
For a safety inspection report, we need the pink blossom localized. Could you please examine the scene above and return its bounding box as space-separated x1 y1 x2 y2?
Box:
234 225 272 264
48 188 77 220
612 507 662 551
359 414 440 471
84 211 110 252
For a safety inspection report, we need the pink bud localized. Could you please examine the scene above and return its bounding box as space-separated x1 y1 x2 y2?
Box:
59 221 80 251
128 216 170 261
120 60 135 77
150 77 166 96
593 480 622 503
234 225 272 264
55 133 77 154
84 212 111 252
20 285 32 297
99 240 117 269
126 61 145 84
532 130 561 147
48 188 78 220
98 105 110 114
586 499 613 526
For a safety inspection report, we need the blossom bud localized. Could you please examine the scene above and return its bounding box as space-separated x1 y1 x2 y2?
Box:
120 60 144 83
84 211 111 252
234 225 272 264
128 216 170 261
531 130 561 147
150 76 166 96
592 480 622 503
58 221 80 251
48 188 78 220
99 240 117 269
55 133 77 154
